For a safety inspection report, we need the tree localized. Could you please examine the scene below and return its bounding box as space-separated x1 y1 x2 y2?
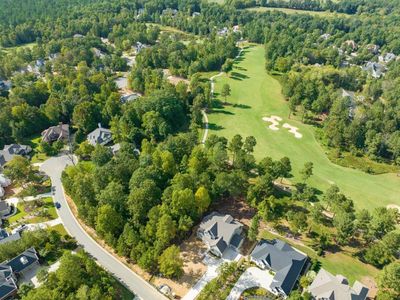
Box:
75 141 95 160
244 136 257 153
287 210 308 233
95 204 123 241
195 186 211 215
3 156 34 186
158 245 184 278
377 261 400 300
248 214 260 241
220 83 231 104
72 101 100 134
300 162 313 182
369 207 398 239
91 145 112 166
333 211 354 245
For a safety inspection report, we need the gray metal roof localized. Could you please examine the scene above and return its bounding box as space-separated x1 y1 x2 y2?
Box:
199 212 243 254
308 269 369 300
251 239 308 295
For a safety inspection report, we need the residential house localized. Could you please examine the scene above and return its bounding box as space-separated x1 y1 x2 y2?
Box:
110 143 121 155
320 33 331 40
3 248 39 276
0 202 10 218
250 239 308 298
0 144 32 167
366 44 380 55
232 25 241 33
87 124 113 146
0 265 17 300
217 27 229 36
343 40 357 51
133 41 148 54
41 123 70 143
0 248 40 300
162 8 178 17
362 61 385 78
0 232 21 245
27 59 45 75
0 80 11 93
120 92 141 103
308 269 369 300
379 52 396 64
197 212 244 257
92 48 105 59
0 175 11 198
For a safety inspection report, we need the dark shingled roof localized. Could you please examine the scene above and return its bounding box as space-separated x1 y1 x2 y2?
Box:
4 247 38 274
0 278 17 299
251 239 308 296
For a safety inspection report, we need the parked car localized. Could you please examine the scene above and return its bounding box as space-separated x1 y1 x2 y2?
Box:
55 202 61 209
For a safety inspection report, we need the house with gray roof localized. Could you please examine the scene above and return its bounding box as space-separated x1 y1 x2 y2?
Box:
0 144 32 167
3 248 39 276
0 202 10 218
197 212 244 257
87 124 113 146
250 239 308 298
0 265 17 300
308 269 369 300
41 123 69 143
0 232 20 245
362 61 386 78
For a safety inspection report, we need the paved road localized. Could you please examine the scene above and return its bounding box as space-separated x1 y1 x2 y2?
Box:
40 154 166 300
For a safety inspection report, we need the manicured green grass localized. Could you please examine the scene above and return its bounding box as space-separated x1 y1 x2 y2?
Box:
245 6 350 17
8 197 57 225
22 135 50 163
51 224 69 236
208 45 400 210
261 231 378 284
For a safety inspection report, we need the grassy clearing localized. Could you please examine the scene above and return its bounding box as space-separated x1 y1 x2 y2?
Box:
261 230 378 284
245 6 350 17
208 44 400 210
51 224 69 236
0 42 37 53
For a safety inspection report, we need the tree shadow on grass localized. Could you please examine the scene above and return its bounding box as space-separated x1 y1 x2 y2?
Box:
230 71 249 81
211 109 234 115
233 103 251 109
211 99 224 109
208 123 224 131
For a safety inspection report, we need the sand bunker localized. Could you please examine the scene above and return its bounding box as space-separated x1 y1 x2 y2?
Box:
387 204 400 212
262 115 282 131
283 123 303 139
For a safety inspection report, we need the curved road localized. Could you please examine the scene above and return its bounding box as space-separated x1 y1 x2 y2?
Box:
40 155 166 300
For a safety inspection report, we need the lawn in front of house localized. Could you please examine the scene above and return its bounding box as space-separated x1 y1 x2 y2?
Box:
7 197 57 226
208 44 400 210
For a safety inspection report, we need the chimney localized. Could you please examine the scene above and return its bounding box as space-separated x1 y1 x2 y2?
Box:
98 123 102 129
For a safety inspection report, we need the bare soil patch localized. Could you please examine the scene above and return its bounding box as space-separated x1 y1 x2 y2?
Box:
153 230 208 298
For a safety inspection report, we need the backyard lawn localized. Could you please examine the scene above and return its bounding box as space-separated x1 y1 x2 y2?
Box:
208 44 400 210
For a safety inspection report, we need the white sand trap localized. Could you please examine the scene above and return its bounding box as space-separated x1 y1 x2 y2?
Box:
262 115 282 131
387 204 400 212
283 123 303 139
